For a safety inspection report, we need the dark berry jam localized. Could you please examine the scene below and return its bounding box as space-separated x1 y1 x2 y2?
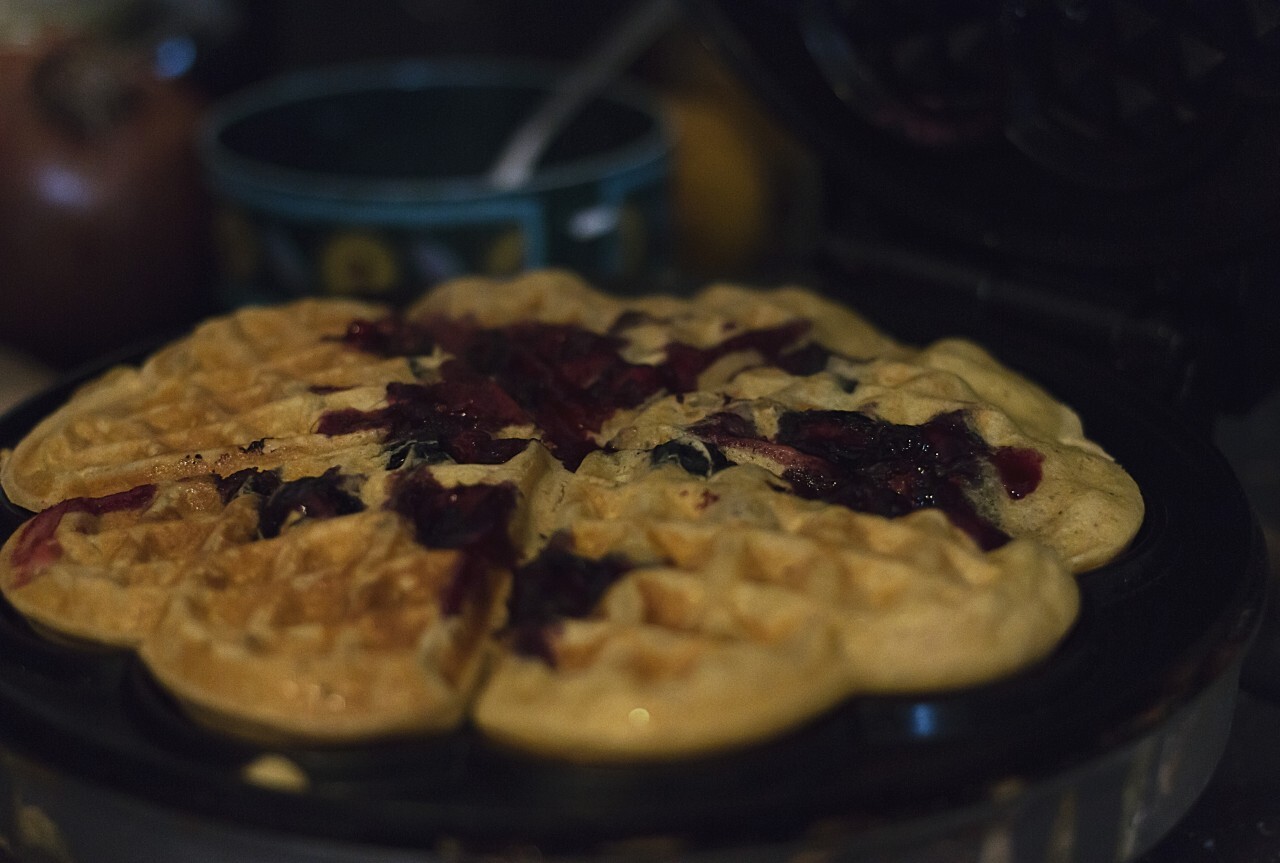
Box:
214 467 282 504
326 314 816 470
504 534 634 664
690 412 834 479
385 468 518 615
214 467 364 539
339 316 437 357
9 484 157 586
318 366 532 469
649 438 731 477
426 319 663 469
691 409 1038 551
991 447 1045 500
775 341 836 377
256 468 365 539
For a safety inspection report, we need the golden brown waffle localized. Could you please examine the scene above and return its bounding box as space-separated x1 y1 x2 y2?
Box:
476 460 1076 759
0 270 1142 759
0 477 259 648
139 509 503 743
607 336 1141 571
0 298 401 512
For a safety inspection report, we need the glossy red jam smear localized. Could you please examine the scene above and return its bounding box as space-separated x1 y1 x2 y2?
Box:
386 467 517 615
9 485 157 587
991 446 1045 500
690 410 1042 550
325 314 822 469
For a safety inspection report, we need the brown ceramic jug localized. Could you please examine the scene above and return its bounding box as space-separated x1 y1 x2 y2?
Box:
0 31 211 368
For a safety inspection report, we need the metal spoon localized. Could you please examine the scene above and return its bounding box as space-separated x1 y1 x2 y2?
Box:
486 0 679 191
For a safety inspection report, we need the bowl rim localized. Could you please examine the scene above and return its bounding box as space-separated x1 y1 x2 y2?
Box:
198 57 672 208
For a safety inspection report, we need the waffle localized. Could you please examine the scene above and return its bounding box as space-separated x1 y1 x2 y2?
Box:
476 458 1075 759
0 270 1142 759
0 297 402 513
138 508 502 743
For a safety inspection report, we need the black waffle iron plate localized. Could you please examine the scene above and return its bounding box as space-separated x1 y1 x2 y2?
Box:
0 317 1267 862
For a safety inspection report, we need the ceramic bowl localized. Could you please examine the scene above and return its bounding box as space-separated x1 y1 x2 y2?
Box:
199 58 671 306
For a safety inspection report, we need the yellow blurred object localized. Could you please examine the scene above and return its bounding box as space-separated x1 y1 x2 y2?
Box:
484 228 527 276
651 27 820 278
319 231 401 296
214 207 261 283
665 92 772 276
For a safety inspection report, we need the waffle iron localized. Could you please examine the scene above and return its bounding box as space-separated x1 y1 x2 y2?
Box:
0 2 1276 859
0 307 1265 862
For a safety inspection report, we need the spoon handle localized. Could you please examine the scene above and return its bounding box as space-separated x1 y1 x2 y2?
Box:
487 0 679 191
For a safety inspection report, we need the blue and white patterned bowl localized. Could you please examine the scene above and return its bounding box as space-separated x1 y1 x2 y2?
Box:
199 58 672 307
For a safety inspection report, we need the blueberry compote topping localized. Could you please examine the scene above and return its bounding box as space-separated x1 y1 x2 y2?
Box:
10 485 157 586
503 534 634 664
259 469 365 539
690 409 1043 550
386 467 518 615
325 314 822 470
319 373 531 468
214 467 364 539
